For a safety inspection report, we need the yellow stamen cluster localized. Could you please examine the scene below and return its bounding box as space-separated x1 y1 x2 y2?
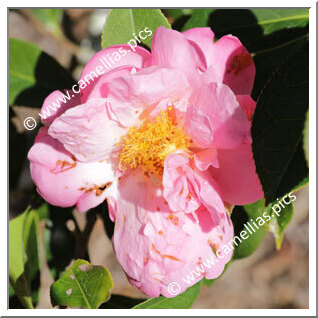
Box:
118 110 190 176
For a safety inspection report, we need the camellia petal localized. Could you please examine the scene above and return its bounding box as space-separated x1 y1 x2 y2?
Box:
210 144 263 205
187 82 251 149
80 44 151 103
183 27 215 67
207 35 255 95
110 169 233 298
48 98 128 162
150 26 207 86
28 127 115 211
39 89 81 125
163 151 225 222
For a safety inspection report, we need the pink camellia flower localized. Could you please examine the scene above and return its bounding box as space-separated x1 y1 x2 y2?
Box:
28 27 263 297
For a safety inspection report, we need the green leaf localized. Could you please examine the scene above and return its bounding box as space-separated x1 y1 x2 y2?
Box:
133 282 200 309
182 9 214 30
250 9 309 35
29 9 63 37
34 203 49 220
164 9 193 20
9 207 41 309
211 9 308 36
99 294 145 309
252 41 309 205
50 259 113 309
232 205 267 259
267 200 294 249
9 38 74 107
101 9 170 49
252 34 308 99
303 110 309 166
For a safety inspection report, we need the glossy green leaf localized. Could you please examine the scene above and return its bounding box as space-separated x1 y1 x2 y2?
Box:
133 282 200 309
267 200 294 249
29 9 63 37
50 259 113 309
232 204 267 259
250 9 309 35
99 294 144 309
164 9 192 20
9 38 74 107
252 34 308 99
211 9 308 36
182 9 214 30
252 41 309 205
102 9 170 49
9 207 41 309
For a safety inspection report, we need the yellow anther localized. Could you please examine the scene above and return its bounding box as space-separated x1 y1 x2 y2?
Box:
118 111 190 176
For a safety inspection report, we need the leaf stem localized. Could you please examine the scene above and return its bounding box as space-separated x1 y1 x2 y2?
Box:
252 34 308 56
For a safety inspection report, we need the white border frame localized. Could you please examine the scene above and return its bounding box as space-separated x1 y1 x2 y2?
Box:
2 1 316 316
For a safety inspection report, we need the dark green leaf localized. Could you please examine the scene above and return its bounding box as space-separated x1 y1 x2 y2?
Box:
99 294 145 309
252 41 309 204
9 38 74 107
182 9 214 30
232 205 267 259
211 9 308 36
133 282 200 309
50 259 113 309
252 34 308 99
44 206 76 280
34 203 49 220
250 9 309 35
9 207 41 308
164 9 193 20
101 9 170 49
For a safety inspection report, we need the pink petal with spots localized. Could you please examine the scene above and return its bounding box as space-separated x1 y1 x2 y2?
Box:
109 170 233 297
209 35 255 95
163 151 225 223
28 127 115 211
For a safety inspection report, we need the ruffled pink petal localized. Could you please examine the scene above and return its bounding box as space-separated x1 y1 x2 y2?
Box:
106 66 191 127
150 27 207 86
107 66 191 109
39 90 81 125
85 66 134 101
194 148 219 171
28 127 115 211
187 83 251 149
109 170 233 297
163 151 224 222
236 94 257 122
211 144 263 205
208 35 255 95
80 45 151 103
48 98 128 163
183 27 215 67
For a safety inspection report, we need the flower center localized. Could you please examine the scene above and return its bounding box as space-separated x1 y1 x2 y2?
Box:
119 110 190 176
